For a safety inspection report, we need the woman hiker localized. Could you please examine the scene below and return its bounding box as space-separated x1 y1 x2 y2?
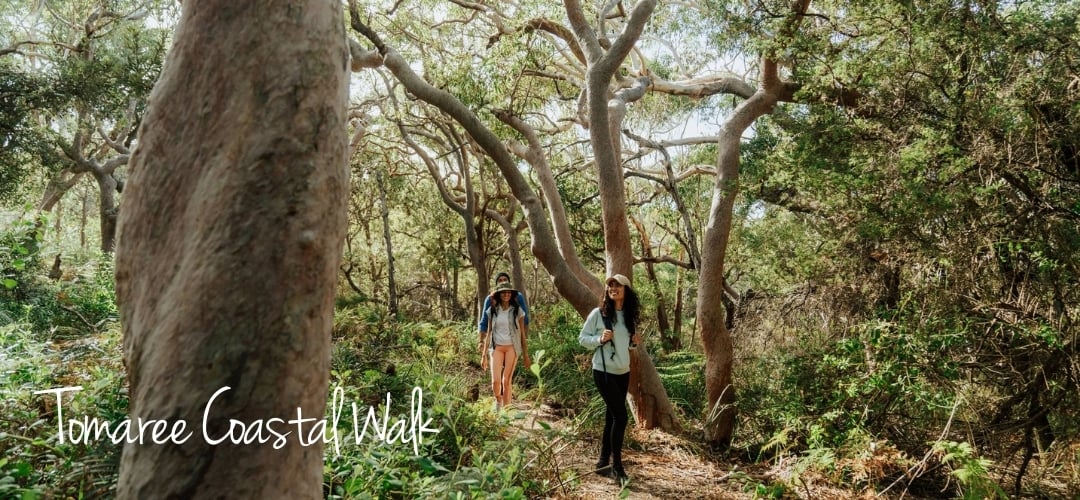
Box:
479 282 531 412
479 272 530 336
578 273 640 484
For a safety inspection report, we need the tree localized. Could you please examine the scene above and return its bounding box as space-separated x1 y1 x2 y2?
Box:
113 0 348 496
349 0 683 431
751 1 1080 490
0 0 170 252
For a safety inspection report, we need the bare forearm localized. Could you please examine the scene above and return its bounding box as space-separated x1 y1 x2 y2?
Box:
479 331 489 353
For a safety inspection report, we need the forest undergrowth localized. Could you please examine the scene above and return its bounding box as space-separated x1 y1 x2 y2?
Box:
2 253 1078 499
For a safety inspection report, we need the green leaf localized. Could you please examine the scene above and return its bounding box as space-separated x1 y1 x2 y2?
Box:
10 462 31 479
529 350 545 377
2 279 17 289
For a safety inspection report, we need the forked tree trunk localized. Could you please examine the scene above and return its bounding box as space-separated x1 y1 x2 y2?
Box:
114 0 348 497
697 0 814 446
698 57 784 447
563 0 680 432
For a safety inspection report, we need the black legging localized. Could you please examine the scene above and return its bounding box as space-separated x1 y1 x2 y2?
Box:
593 369 630 467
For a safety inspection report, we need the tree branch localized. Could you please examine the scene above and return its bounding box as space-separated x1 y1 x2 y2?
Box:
349 1 599 315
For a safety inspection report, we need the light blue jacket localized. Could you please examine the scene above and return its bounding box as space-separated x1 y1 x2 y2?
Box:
578 308 631 375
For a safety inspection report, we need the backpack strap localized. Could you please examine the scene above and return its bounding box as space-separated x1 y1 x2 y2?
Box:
599 311 616 362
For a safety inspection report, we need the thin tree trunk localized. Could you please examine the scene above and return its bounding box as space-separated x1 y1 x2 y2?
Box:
80 188 89 249
114 1 348 496
506 218 526 295
52 198 62 238
95 172 117 253
631 216 674 352
673 267 683 349
377 169 398 318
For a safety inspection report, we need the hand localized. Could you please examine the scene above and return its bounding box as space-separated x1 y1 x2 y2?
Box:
523 355 532 369
630 333 641 346
600 329 614 344
481 356 488 370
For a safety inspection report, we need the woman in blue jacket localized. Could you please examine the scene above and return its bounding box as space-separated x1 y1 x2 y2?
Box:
480 282 530 412
479 272 529 334
578 273 640 484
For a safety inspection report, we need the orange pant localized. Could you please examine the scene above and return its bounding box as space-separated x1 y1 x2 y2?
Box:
489 344 518 406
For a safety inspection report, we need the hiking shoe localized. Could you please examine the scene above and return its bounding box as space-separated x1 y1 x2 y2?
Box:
594 461 612 478
612 466 629 485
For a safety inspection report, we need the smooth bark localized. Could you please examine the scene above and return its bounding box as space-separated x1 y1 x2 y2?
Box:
564 0 680 432
350 11 598 316
114 0 349 496
697 0 814 448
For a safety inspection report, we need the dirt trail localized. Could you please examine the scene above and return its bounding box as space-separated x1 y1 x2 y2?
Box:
500 403 758 499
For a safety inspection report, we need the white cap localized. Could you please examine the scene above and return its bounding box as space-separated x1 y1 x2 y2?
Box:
606 274 631 287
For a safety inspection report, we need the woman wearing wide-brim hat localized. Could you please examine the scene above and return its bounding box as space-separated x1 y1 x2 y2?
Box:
479 282 530 412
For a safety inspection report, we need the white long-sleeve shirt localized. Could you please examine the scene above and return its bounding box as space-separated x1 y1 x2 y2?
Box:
578 308 631 375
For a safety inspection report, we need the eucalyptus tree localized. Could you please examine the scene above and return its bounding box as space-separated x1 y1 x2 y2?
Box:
348 0 687 431
347 91 492 319
114 0 348 496
345 0 873 444
0 0 171 252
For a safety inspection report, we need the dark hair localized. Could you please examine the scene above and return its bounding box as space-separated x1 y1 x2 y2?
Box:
489 290 520 319
600 285 639 334
494 272 511 284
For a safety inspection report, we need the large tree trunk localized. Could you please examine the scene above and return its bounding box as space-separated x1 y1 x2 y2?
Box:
114 1 348 497
565 0 680 432
698 57 784 447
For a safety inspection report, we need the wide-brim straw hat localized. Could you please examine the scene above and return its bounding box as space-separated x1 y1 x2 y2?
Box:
492 282 518 296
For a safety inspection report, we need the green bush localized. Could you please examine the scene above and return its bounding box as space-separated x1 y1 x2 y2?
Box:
0 322 127 498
